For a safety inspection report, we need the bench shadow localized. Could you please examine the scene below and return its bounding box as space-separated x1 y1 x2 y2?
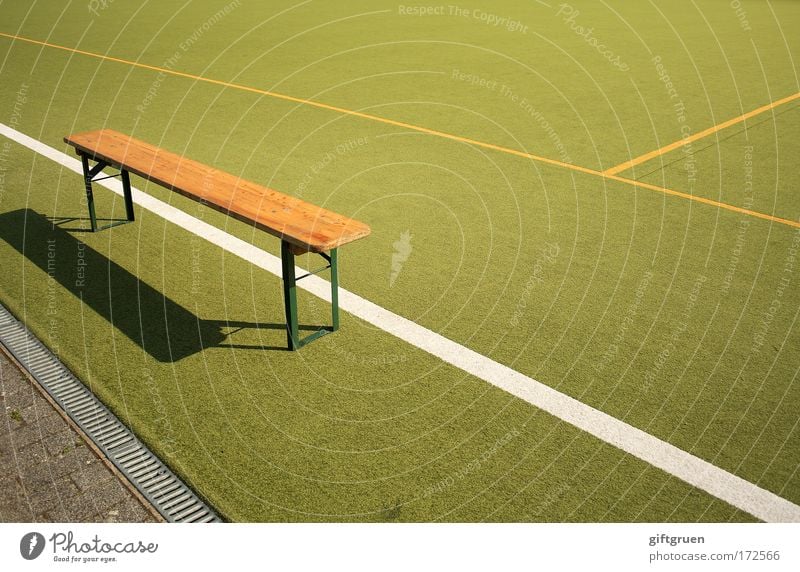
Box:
0 208 312 360
49 216 129 233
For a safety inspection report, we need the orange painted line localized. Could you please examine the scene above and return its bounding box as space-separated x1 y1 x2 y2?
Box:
604 91 800 176
1 31 798 231
607 174 800 229
0 32 592 167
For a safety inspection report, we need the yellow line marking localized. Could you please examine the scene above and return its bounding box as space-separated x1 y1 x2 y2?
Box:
606 174 800 229
2 31 798 230
0 33 591 165
604 91 800 176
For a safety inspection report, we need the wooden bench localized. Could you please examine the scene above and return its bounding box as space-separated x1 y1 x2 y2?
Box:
64 129 370 350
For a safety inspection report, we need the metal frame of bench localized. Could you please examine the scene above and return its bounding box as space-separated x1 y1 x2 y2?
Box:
281 242 338 350
80 154 135 232
77 150 341 351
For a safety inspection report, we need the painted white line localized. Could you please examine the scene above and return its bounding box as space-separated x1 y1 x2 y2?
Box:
2 123 799 523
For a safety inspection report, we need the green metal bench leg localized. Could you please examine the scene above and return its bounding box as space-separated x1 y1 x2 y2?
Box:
79 152 134 232
280 242 340 350
121 169 135 222
281 240 300 350
330 248 339 331
81 154 98 232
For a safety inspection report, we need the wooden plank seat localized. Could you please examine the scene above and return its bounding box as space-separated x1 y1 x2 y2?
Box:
64 129 371 350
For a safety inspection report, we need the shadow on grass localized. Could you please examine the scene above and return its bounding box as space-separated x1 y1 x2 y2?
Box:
47 215 128 233
0 208 312 360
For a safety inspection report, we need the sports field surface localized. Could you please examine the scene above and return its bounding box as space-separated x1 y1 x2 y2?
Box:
0 0 798 522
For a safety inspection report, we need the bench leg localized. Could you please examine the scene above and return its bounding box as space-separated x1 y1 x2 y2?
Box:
121 169 135 222
78 153 133 231
81 154 99 232
280 242 340 350
281 240 300 350
330 248 339 332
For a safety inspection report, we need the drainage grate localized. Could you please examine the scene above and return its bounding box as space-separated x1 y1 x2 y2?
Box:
0 303 220 523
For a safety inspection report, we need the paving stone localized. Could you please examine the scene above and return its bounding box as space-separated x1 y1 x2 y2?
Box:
16 441 88 481
103 505 121 523
43 429 78 457
18 401 49 425
0 474 35 521
71 444 96 466
3 407 27 429
13 441 50 474
84 478 132 514
37 413 71 437
22 469 81 515
11 469 54 495
108 500 151 523
70 459 115 492
0 436 18 471
4 386 36 410
0 473 23 491
0 452 26 479
29 482 81 517
0 344 157 522
8 423 45 451
40 505 69 523
60 493 105 522
0 486 34 522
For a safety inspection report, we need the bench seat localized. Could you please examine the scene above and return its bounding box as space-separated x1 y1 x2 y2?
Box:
64 129 370 253
64 128 371 350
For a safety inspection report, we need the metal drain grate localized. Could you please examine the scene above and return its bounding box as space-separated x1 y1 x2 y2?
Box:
0 303 220 523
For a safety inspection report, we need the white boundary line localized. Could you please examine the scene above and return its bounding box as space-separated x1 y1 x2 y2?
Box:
2 123 798 523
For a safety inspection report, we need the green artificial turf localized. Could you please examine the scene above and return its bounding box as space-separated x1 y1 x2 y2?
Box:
0 0 797 521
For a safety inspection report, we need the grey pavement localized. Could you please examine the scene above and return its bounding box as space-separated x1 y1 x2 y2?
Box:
0 347 159 522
